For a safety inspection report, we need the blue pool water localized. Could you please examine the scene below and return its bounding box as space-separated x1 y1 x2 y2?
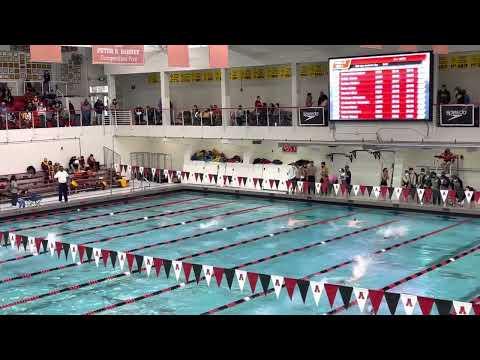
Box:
0 190 478 315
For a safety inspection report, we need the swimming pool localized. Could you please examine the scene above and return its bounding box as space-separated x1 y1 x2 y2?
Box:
0 190 479 315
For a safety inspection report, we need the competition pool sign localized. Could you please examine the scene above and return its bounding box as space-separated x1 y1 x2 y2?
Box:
440 104 475 127
329 52 433 121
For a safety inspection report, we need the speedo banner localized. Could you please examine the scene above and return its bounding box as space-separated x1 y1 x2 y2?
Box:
439 104 476 127
92 45 144 65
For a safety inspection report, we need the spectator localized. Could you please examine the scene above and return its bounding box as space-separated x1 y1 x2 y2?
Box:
454 87 465 104
9 175 18 206
27 165 36 176
318 91 328 107
451 175 465 204
380 167 389 186
437 85 451 104
43 70 51 94
440 172 450 190
25 100 35 112
408 167 417 188
463 89 471 104
192 105 201 125
54 165 69 203
47 161 54 182
37 102 47 127
320 162 329 195
87 154 97 170
430 172 441 205
79 156 86 170
111 98 118 110
94 99 104 125
306 161 316 194
401 170 410 187
134 106 145 125
68 156 77 171
306 93 313 107
68 101 76 124
158 98 162 111
0 102 7 124
32 95 40 109
255 96 262 109
41 158 49 183
81 99 92 126
272 103 280 124
146 106 156 124
235 105 245 126
417 168 427 188
344 165 352 190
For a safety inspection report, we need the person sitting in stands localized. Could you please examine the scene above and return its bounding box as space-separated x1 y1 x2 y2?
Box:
79 156 86 170
69 156 77 171
53 162 60 175
32 95 39 109
27 165 36 176
9 175 18 206
41 158 49 183
37 102 47 127
87 154 97 170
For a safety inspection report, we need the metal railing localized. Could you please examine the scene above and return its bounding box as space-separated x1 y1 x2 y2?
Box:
23 81 68 96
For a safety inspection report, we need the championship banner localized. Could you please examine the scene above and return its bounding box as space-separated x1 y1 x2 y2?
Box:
92 45 144 65
439 104 475 127
298 107 326 126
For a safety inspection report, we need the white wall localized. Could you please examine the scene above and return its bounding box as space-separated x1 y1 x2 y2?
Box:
229 78 291 108
115 73 161 109
298 76 329 106
170 82 221 110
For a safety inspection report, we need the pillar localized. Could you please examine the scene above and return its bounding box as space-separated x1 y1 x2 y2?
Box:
291 62 299 128
107 74 116 103
220 68 230 126
160 71 171 126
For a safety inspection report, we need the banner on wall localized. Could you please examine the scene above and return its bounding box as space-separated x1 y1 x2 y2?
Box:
298 107 326 126
92 45 144 65
30 45 62 63
439 104 476 127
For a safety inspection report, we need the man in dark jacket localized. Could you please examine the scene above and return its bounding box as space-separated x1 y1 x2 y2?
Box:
437 85 451 105
94 99 104 125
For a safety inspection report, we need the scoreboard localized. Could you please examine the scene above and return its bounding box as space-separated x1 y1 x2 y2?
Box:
329 52 433 121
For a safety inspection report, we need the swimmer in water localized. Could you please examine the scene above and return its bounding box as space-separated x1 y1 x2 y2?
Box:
347 218 364 228
287 218 309 227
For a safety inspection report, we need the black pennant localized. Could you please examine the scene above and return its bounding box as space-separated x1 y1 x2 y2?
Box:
224 268 235 290
85 247 93 262
192 264 203 284
21 236 28 251
228 176 232 184
338 285 353 308
274 179 280 189
258 179 264 188
297 279 310 303
62 242 70 260
135 255 143 273
41 239 48 253
366 186 373 196
259 274 271 295
213 175 218 184
388 187 394 199
435 299 453 315
199 174 204 183
2 231 8 246
163 259 172 278
110 250 117 268
384 292 401 315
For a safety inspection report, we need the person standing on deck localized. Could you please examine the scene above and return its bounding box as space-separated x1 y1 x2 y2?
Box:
54 165 69 203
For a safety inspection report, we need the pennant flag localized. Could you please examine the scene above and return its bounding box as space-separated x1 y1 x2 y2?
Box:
78 245 86 262
325 283 340 307
195 173 199 182
54 241 63 258
465 190 474 203
27 236 35 254
252 178 258 188
368 290 384 314
453 301 472 315
173 261 183 281
93 248 101 267
69 244 77 262
100 249 110 267
199 173 204 183
286 180 292 190
401 294 418 315
1 231 7 246
118 251 126 271
274 180 280 189
223 175 228 185
269 179 275 190
354 288 369 313
417 188 425 202
127 165 132 174
247 272 259 293
203 265 214 286
151 168 157 180
271 275 284 299
303 181 310 194
62 243 70 260
388 187 395 199
214 267 224 287
440 189 449 203
192 263 203 284
475 191 480 203
338 285 354 308
315 182 322 194
153 258 163 277
380 186 388 198
224 268 235 290
435 299 453 315
164 169 169 177
143 256 153 276
167 45 190 67
333 183 340 196
182 262 192 282
21 235 28 252
401 188 410 201
394 187 402 200
139 166 144 175
259 274 271 295
126 253 135 272
352 184 360 196
360 185 366 196
114 163 119 173
297 181 304 192
176 170 181 177
110 250 117 268
41 238 48 253
135 255 143 273
35 238 43 254
47 237 55 255
473 303 480 315
213 175 218 184
163 259 172 278
384 292 401 315
373 186 380 199
209 45 229 68
235 270 247 292
448 189 456 202
258 179 263 188
297 279 310 303
284 278 297 300
366 186 373 197
310 281 325 306
228 176 232 184
15 234 22 250
417 296 435 315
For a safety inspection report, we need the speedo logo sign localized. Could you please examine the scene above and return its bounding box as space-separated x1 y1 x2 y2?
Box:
303 112 319 121
445 109 467 121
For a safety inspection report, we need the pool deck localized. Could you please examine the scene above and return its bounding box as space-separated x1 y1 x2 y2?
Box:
1 181 479 220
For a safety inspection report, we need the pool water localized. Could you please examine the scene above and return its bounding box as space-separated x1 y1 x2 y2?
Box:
0 190 478 315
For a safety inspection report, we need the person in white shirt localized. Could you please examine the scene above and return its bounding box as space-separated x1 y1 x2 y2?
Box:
54 165 69 202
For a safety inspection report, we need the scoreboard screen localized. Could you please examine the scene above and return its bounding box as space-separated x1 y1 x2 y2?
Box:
329 52 433 121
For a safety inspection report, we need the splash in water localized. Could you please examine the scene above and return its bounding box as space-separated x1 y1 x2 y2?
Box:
348 255 371 283
347 218 364 228
199 218 221 229
378 225 408 239
286 218 309 228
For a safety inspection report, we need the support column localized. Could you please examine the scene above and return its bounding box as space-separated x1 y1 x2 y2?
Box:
160 71 171 126
107 75 116 102
291 62 299 128
220 68 230 126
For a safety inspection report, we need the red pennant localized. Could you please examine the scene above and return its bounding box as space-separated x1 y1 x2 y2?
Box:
253 178 258 187
213 267 224 287
417 296 435 315
340 183 347 195
474 191 480 203
284 278 297 300
448 190 456 201
223 175 228 185
247 272 259 293
368 290 384 314
324 283 339 307
423 188 432 203
35 238 42 253
303 181 309 193
78 245 85 262
360 185 366 195
380 186 388 198
472 303 480 315
401 188 410 201
321 181 329 193
182 263 193 282
208 174 213 183
101 249 110 267
126 253 135 272
286 180 292 189
55 241 63 258
153 258 163 277
269 179 274 189
15 235 22 249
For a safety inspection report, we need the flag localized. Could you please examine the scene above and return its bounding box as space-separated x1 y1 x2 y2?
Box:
144 256 153 276
354 287 369 312
203 265 214 286
173 261 183 281
352 184 360 196
235 270 247 292
417 296 435 315
284 278 297 300
117 251 126 271
417 188 425 202
247 272 259 293
310 281 324 306
453 301 472 315
401 294 417 315
324 283 338 307
368 290 384 314
333 183 340 196
209 45 229 68
384 292 400 315
271 275 284 299
440 189 449 203
168 45 190 67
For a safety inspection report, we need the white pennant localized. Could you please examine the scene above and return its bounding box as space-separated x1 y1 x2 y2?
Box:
465 190 473 203
333 183 340 196
70 244 78 262
172 260 182 282
120 165 125 176
127 165 132 173
28 236 36 254
144 256 153 277
353 184 360 196
440 189 449 203
48 238 56 256
354 287 369 313
394 187 402 200
151 168 156 178
297 181 304 192
139 166 144 175
203 265 213 286
114 163 119 173
9 232 15 249
93 248 101 267
235 269 247 292
315 182 321 193
118 251 126 271
417 188 425 202
271 275 284 299
176 170 181 177
164 169 169 176
401 294 418 315
310 281 324 306
373 186 380 199
453 300 472 315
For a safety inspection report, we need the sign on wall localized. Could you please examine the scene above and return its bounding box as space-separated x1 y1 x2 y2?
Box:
298 107 326 126
439 52 480 71
92 45 144 65
439 104 476 127
282 144 297 153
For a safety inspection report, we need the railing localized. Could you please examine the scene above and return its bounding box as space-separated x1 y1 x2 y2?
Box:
23 81 68 96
